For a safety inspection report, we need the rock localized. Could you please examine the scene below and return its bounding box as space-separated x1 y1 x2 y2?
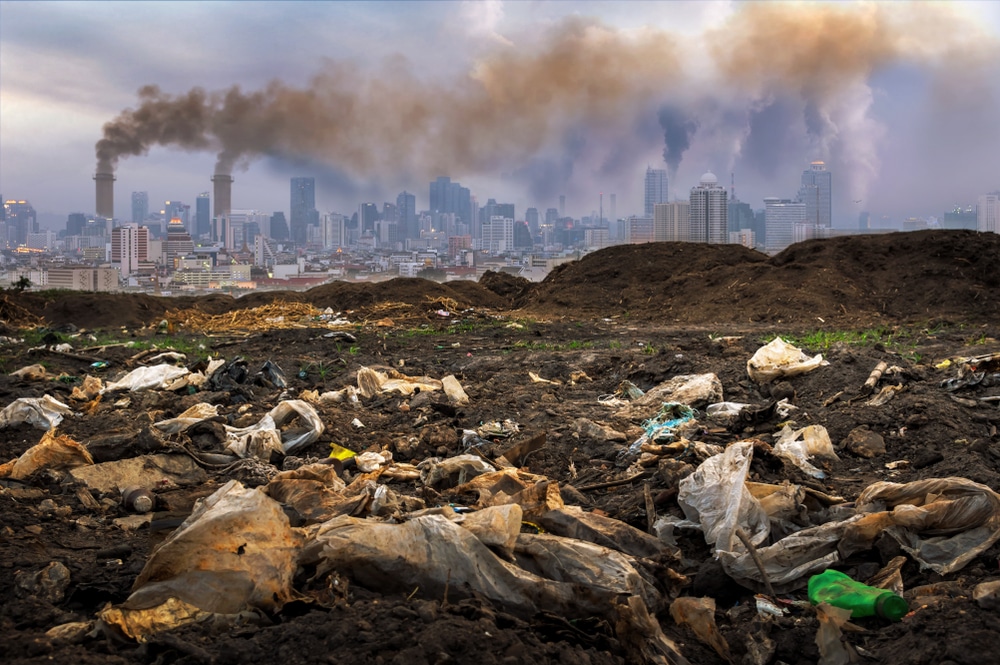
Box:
15 561 71 603
842 426 886 458
572 417 627 442
770 381 796 402
912 449 944 469
974 580 1000 611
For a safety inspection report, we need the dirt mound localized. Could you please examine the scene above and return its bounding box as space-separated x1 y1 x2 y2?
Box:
479 270 533 301
521 230 1000 327
302 277 507 312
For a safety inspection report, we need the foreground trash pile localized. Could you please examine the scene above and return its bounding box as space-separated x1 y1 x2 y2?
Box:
2 312 1000 664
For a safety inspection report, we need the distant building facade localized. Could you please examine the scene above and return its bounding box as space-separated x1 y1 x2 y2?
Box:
689 172 728 243
644 167 668 217
979 193 1000 234
798 161 832 229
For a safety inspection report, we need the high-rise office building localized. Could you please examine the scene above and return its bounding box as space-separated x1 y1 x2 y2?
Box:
728 199 754 235
196 193 211 239
644 167 668 217
359 203 379 234
290 177 317 245
765 197 806 253
131 192 149 224
653 202 690 242
429 177 471 229
397 191 417 240
111 225 149 277
798 161 832 228
3 199 37 246
979 192 1000 234
689 172 727 244
525 208 539 238
66 213 87 237
270 212 289 241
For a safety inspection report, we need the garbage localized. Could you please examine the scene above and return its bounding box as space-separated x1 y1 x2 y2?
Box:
973 580 1000 611
772 424 840 479
940 352 1000 391
356 366 443 399
0 430 93 479
99 480 301 641
620 403 696 462
10 363 49 380
441 374 470 405
669 597 732 664
70 376 104 401
224 400 324 459
631 373 722 411
121 486 154 513
808 569 908 620
15 561 71 604
747 337 828 383
253 360 287 389
418 454 495 489
814 602 859 665
70 454 208 494
0 395 75 430
103 364 191 393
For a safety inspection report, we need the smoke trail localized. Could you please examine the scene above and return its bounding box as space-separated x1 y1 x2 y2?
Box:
657 106 698 176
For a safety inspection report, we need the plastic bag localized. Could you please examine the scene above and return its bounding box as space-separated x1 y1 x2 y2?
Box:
772 424 840 479
103 364 191 392
0 395 74 430
225 400 324 459
0 430 93 479
747 337 828 383
670 597 732 663
632 373 723 410
418 454 495 489
99 480 301 641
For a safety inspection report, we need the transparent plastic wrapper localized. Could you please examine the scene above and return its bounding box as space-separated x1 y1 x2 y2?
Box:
0 430 93 479
772 424 840 479
225 400 324 459
102 364 191 393
99 480 301 641
0 395 74 430
356 366 442 399
441 374 470 405
855 477 1000 574
814 603 857 665
300 513 685 665
679 442 1000 591
747 337 828 383
538 505 679 561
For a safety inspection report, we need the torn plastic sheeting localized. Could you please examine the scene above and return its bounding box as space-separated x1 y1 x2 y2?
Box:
538 505 680 561
747 337 828 383
225 400 324 459
453 469 565 519
855 477 1000 575
441 374 470 406
103 364 191 393
514 531 663 611
678 441 771 551
631 373 723 411
455 504 523 556
0 430 93 479
620 403 697 461
152 403 221 434
10 364 49 380
669 597 733 664
356 366 442 399
418 454 495 489
101 480 301 641
772 424 840 479
0 395 75 430
70 453 208 494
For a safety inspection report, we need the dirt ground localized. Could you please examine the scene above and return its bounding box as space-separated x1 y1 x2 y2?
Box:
1 230 999 665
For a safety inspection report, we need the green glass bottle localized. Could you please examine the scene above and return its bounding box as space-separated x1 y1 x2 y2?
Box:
807 569 908 621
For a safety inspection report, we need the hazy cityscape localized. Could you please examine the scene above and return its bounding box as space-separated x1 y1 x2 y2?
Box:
1 1 999 293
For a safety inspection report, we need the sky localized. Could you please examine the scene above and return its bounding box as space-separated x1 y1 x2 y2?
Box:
2 0 999 230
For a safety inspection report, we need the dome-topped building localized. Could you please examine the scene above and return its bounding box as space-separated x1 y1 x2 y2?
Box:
700 171 718 186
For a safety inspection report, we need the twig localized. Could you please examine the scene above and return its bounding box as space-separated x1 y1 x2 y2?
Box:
644 481 656 534
860 361 889 396
574 471 649 492
823 390 845 407
735 527 776 599
27 347 103 363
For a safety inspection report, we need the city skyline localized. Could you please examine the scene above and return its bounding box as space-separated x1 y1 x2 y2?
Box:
2 1 1000 228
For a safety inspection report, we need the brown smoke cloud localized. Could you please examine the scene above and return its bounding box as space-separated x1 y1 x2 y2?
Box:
95 3 997 203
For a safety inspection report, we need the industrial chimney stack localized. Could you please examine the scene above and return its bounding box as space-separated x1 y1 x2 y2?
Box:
211 174 233 218
94 172 115 219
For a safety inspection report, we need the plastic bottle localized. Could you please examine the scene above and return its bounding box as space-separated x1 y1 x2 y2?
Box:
807 569 908 621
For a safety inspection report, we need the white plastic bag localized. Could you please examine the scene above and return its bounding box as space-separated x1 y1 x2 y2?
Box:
772 424 840 479
747 337 828 383
0 395 74 430
103 364 191 392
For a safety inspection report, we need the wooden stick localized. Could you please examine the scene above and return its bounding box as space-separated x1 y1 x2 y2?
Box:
575 471 649 492
735 527 776 599
644 482 656 534
27 347 103 363
860 361 888 396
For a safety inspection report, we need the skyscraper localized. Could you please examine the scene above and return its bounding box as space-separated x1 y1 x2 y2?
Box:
397 191 417 240
765 197 806 253
131 192 149 224
290 177 317 245
644 167 668 217
196 192 211 239
4 199 37 246
359 203 379 234
689 172 727 243
653 202 690 242
979 192 1000 234
798 161 832 228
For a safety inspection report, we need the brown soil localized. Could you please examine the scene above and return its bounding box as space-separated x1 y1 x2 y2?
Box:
1 230 999 665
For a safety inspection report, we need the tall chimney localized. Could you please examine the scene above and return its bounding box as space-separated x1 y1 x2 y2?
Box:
94 172 115 219
212 174 233 218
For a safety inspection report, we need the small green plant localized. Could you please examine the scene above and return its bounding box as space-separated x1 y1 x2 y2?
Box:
349 346 360 355
609 340 622 350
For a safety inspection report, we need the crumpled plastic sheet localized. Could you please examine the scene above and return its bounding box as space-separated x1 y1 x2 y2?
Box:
677 441 1000 591
224 400 324 459
0 430 93 479
0 395 75 430
747 337 828 383
619 403 696 461
103 364 191 393
772 424 840 479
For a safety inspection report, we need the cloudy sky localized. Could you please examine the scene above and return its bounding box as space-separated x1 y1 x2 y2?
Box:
2 0 999 229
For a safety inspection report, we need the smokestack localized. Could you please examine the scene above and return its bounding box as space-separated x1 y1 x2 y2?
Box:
211 174 233 218
94 172 115 219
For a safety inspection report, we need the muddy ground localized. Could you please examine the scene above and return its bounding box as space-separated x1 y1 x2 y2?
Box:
1 230 999 665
